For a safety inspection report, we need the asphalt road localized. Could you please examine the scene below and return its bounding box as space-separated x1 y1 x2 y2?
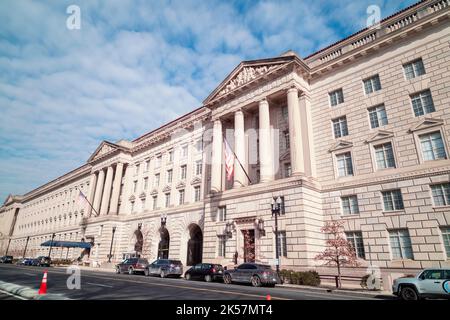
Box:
0 264 390 300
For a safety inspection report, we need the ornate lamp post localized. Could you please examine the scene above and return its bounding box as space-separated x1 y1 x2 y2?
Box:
23 236 30 258
48 233 56 258
271 196 284 275
108 226 117 263
161 213 167 227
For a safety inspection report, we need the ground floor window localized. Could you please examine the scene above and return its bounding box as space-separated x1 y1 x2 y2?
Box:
217 235 226 257
345 231 365 259
276 231 287 257
389 229 413 260
441 227 450 258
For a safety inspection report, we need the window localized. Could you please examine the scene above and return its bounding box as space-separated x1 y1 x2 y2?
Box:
382 190 404 211
403 58 425 80
218 235 227 257
329 88 344 107
282 106 288 120
180 165 187 180
195 160 202 176
411 90 435 116
194 186 201 202
218 206 226 222
332 116 348 138
345 232 366 259
420 132 447 161
168 150 174 162
135 164 140 175
154 174 160 187
431 183 450 207
441 227 450 258
152 196 158 210
144 160 150 172
195 140 203 153
284 131 290 149
368 104 388 128
167 170 173 183
389 229 413 260
130 201 135 213
141 199 146 211
276 231 287 257
374 142 396 169
181 145 188 158
336 152 353 177
363 74 381 94
284 163 292 178
155 155 162 168
341 196 359 215
143 177 148 190
133 181 138 193
165 193 171 208
178 189 185 205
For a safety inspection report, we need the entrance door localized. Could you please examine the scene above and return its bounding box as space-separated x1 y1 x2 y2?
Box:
158 227 170 259
187 224 203 266
242 229 255 263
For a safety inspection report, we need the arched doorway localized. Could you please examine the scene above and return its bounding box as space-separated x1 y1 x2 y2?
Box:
133 227 144 257
186 224 203 266
158 227 170 259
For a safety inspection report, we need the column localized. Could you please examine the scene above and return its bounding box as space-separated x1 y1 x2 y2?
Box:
233 109 247 188
86 173 97 216
92 169 105 215
211 119 223 192
287 87 305 175
109 162 124 215
258 99 274 182
100 166 114 215
299 93 316 177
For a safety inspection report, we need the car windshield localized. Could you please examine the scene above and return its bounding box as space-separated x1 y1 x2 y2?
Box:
257 265 272 270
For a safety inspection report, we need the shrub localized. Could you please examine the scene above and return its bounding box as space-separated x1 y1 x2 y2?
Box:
279 269 321 286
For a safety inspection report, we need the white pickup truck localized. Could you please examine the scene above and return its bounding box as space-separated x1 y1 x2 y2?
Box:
392 268 450 300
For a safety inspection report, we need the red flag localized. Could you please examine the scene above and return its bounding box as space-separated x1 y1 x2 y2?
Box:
224 138 234 181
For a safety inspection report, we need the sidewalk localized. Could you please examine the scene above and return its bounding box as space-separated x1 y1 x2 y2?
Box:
279 283 392 297
53 264 116 273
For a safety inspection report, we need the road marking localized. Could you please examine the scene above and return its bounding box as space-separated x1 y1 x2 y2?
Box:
0 289 28 300
86 282 113 288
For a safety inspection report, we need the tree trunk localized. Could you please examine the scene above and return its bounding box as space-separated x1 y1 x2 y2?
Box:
337 257 342 288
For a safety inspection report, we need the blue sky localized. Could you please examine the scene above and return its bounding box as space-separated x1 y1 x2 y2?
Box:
0 0 418 201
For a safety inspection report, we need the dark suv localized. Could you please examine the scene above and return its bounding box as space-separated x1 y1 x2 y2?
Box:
36 256 51 267
0 256 13 264
223 263 280 287
185 263 224 282
145 259 183 278
115 258 149 275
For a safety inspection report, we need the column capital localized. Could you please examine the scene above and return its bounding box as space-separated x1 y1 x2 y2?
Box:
259 98 269 105
287 86 298 94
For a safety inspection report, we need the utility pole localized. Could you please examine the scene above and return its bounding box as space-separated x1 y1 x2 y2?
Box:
22 236 30 258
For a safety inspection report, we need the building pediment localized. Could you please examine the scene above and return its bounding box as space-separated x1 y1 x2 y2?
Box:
139 192 146 200
328 140 353 153
87 141 129 163
408 118 444 133
129 195 136 202
176 181 186 189
365 130 394 143
190 177 201 186
162 185 172 193
150 188 158 196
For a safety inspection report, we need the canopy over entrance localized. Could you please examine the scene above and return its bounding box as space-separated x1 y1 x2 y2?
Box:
40 240 93 249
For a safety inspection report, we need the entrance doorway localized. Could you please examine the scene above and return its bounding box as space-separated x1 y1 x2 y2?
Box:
242 229 255 263
158 227 170 259
186 224 203 266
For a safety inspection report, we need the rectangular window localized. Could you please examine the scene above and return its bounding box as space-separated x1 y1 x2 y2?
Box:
374 142 396 169
284 163 292 178
195 140 203 153
195 160 202 176
332 116 348 138
363 74 381 95
441 227 450 258
389 229 413 260
420 131 447 161
431 183 450 207
329 88 344 107
181 145 188 158
179 189 185 205
411 90 435 116
282 106 288 120
168 150 174 162
154 174 160 187
131 201 135 213
368 104 388 128
144 160 150 172
218 206 226 222
135 164 140 175
155 155 162 168
341 195 359 215
194 186 201 202
218 235 227 257
403 58 425 80
165 193 171 208
180 165 187 180
345 232 366 259
143 177 148 191
382 190 404 211
167 169 173 183
284 131 290 149
152 196 158 210
336 152 353 177
276 231 287 257
133 181 137 193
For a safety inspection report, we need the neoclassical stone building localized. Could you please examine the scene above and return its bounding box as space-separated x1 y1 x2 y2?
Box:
1 0 450 287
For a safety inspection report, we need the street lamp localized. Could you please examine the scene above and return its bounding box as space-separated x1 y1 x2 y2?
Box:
161 213 167 227
48 233 56 258
271 196 284 275
256 218 265 237
23 236 30 258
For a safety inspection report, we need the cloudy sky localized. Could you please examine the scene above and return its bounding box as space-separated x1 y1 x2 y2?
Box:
0 0 417 201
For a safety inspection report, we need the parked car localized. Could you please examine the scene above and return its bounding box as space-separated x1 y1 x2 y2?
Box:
223 263 280 287
185 263 224 282
115 258 149 275
16 258 35 266
145 259 183 278
393 268 450 300
0 256 13 264
35 256 52 267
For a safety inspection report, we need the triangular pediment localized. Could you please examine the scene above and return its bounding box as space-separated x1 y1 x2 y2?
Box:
203 54 302 104
3 194 13 206
162 185 172 193
190 177 201 186
408 118 444 133
328 140 353 153
88 141 129 163
150 188 158 196
365 130 394 143
176 181 186 189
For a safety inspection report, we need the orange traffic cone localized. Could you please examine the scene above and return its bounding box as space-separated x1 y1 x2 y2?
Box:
38 270 48 295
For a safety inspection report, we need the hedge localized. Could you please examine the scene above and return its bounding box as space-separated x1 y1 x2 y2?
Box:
279 269 321 286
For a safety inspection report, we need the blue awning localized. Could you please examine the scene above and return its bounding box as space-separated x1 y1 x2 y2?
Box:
40 240 92 249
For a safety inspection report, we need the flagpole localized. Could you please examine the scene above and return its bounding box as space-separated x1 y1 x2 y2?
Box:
224 137 252 185
80 191 100 217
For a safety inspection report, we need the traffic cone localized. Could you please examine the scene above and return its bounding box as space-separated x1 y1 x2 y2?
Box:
38 270 48 295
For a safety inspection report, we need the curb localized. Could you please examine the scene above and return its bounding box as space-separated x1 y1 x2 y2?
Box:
279 283 392 297
0 280 70 300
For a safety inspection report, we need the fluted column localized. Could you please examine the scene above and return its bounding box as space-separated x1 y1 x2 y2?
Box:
259 99 274 182
92 169 105 215
233 109 247 188
211 119 223 192
100 166 114 215
86 173 97 216
299 93 316 177
109 162 124 215
287 87 305 176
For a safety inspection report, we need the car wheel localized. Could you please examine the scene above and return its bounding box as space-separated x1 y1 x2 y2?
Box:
205 275 212 282
144 268 149 276
185 273 191 281
400 286 419 301
224 274 232 285
160 270 166 278
116 267 121 274
128 267 134 275
251 275 262 287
